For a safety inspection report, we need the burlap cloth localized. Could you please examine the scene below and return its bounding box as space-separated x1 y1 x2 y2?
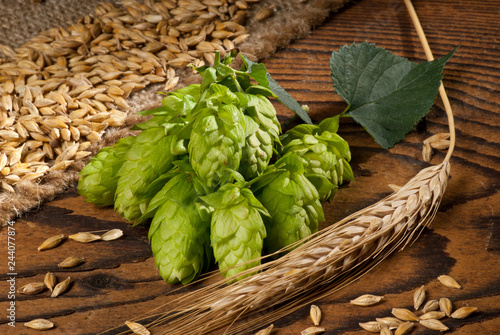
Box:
0 0 350 224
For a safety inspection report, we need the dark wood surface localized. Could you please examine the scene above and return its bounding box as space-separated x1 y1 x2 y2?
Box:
1 0 499 334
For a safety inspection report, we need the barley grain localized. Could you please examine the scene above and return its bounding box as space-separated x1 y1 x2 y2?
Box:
1 180 14 192
51 277 71 297
101 228 124 241
350 294 384 306
413 285 425 310
380 326 393 335
439 297 453 316
426 133 450 144
58 256 85 268
19 282 45 295
437 275 461 289
69 232 101 243
125 321 151 335
0 157 8 173
254 5 275 21
310 305 321 326
37 234 65 251
376 317 403 329
164 76 180 91
44 272 57 292
254 324 273 335
359 321 381 333
451 306 477 319
419 319 448 331
24 319 54 330
394 322 413 335
391 308 419 322
419 311 446 320
301 327 326 335
422 140 432 162
422 299 439 313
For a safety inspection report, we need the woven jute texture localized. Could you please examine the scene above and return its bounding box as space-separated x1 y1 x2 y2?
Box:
0 0 350 224
0 0 119 49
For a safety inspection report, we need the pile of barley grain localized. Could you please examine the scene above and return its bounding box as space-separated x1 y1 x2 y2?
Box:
0 0 260 194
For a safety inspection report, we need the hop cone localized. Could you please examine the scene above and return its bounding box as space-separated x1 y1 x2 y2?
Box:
253 153 324 254
200 183 268 279
78 136 135 206
282 116 354 202
114 122 187 222
188 84 246 188
238 93 281 180
147 171 211 285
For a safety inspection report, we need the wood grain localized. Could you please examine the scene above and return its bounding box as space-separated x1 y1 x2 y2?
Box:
1 0 499 334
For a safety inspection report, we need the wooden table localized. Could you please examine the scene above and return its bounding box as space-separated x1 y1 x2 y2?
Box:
1 0 499 334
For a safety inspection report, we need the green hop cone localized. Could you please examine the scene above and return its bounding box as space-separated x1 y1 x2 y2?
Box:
281 116 354 202
114 121 187 222
253 152 325 254
188 84 246 188
200 182 268 280
147 170 211 285
77 136 135 206
238 93 281 180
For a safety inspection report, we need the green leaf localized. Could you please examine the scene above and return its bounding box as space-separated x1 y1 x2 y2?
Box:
242 60 268 86
136 105 169 116
240 55 313 125
330 42 456 148
200 67 217 93
131 115 169 130
245 85 277 98
319 115 340 134
267 74 313 125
